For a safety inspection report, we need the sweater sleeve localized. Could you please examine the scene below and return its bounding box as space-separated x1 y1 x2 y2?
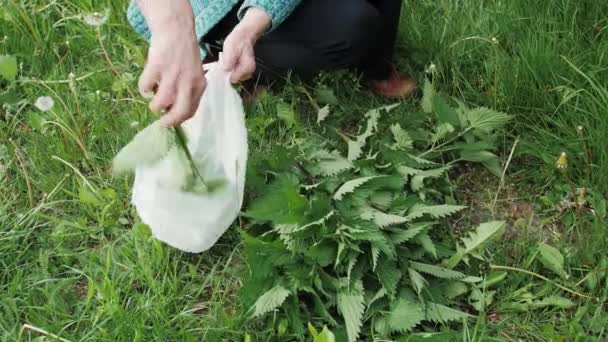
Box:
237 0 302 31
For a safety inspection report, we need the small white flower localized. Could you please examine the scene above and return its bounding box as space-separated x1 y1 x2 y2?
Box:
34 96 54 112
425 62 437 74
577 125 583 131
95 90 101 96
491 37 499 44
65 40 70 46
68 72 75 79
82 10 109 27
130 121 139 128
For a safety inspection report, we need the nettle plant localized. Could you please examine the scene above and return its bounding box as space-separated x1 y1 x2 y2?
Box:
242 80 510 341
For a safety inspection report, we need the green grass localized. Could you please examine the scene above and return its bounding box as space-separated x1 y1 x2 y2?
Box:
1 0 607 340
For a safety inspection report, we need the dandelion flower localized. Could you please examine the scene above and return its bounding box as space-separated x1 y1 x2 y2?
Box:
83 10 109 27
34 96 54 112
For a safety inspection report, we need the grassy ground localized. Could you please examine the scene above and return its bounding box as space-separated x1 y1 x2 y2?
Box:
1 0 607 340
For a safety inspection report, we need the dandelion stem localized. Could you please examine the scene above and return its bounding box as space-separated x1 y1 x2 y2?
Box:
174 126 207 187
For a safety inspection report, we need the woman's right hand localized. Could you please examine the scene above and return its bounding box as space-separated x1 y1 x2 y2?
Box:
137 0 205 127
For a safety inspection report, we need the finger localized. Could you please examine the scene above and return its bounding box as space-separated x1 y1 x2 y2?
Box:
138 63 161 98
149 77 176 113
160 83 193 127
221 41 238 71
231 56 256 84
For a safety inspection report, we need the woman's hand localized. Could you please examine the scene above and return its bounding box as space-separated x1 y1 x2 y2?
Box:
222 8 272 84
137 0 205 127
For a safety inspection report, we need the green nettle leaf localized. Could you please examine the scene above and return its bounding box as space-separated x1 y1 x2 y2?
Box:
459 150 498 162
347 104 399 161
367 209 411 228
334 176 382 200
415 233 437 259
410 166 451 191
309 150 353 176
112 120 175 175
337 281 365 342
431 122 455 143
253 285 291 317
390 123 414 149
406 204 467 220
465 107 511 132
246 175 308 224
277 101 297 128
391 225 426 244
424 303 472 323
538 243 567 278
377 260 402 297
409 261 466 280
387 294 425 333
444 281 469 299
0 55 18 81
432 95 460 127
317 105 331 125
421 78 434 114
445 221 506 269
408 268 428 295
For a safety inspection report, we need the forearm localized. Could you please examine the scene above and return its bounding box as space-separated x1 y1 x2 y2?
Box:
136 0 195 34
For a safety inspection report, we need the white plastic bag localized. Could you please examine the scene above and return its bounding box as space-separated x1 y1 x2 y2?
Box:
131 63 248 253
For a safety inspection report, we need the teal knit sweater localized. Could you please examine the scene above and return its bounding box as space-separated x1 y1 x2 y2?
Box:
126 0 301 58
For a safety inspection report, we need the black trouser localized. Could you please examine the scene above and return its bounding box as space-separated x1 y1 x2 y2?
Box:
203 0 402 82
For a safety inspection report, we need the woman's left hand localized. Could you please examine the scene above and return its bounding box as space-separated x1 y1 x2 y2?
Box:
222 7 271 84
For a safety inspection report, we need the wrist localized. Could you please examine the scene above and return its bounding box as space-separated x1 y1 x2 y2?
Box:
139 0 195 35
237 7 272 41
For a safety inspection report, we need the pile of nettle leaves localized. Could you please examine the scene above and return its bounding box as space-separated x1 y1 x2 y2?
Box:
241 81 510 341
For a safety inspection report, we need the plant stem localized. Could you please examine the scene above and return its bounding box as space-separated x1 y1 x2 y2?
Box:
173 126 207 187
418 127 472 158
490 264 592 299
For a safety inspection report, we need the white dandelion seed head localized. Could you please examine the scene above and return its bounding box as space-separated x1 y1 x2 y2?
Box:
491 37 499 44
577 125 583 131
82 10 109 27
34 96 55 112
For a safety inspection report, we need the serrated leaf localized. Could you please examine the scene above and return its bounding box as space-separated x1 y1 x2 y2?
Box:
368 287 387 307
387 294 425 333
391 123 414 149
444 281 469 299
253 285 291 317
462 221 505 253
334 176 382 200
538 243 567 278
246 175 308 224
431 122 455 143
391 225 426 244
337 281 365 342
347 104 399 161
377 260 402 297
317 105 330 124
410 166 451 191
277 101 297 128
409 261 466 279
407 154 439 166
367 209 411 228
112 120 174 175
309 150 353 176
421 78 434 113
0 55 18 81
406 204 467 220
424 303 472 323
408 268 428 295
432 95 460 127
466 107 511 132
415 232 437 259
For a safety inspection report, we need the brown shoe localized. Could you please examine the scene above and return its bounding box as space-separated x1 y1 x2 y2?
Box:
367 70 417 99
